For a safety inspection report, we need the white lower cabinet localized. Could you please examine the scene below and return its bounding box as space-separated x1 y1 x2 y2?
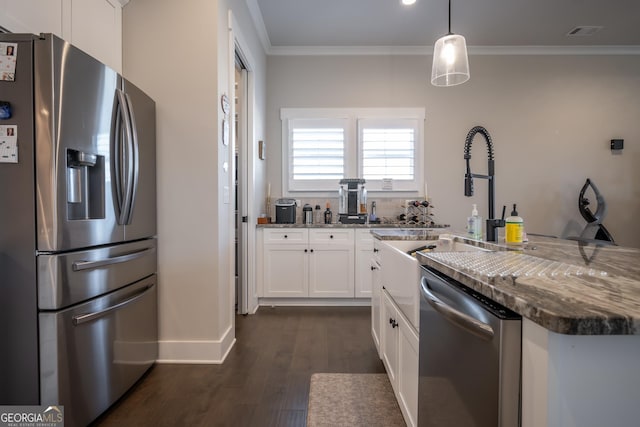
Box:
381 291 400 384
309 229 354 297
371 257 382 354
355 229 375 298
263 242 308 297
260 228 354 298
381 289 419 427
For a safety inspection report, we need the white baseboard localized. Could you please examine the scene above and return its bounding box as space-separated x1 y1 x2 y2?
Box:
157 324 236 364
258 297 371 307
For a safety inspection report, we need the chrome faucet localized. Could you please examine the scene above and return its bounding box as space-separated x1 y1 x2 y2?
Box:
463 126 505 241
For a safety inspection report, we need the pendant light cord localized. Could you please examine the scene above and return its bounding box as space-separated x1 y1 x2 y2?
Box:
448 0 452 35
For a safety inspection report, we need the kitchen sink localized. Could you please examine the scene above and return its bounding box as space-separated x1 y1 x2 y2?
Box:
385 234 489 257
419 235 490 254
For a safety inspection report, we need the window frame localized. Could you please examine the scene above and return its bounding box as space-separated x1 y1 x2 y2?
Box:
281 107 425 197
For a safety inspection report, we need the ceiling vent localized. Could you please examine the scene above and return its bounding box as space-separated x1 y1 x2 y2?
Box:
566 26 603 37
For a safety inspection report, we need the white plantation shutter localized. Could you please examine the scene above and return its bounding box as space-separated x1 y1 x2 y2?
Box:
361 126 415 180
287 118 347 191
358 118 422 191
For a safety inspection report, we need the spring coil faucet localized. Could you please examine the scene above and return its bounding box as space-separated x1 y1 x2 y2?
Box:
463 126 505 241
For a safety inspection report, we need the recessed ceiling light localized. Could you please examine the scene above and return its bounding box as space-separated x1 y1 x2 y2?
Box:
566 26 604 37
402 0 417 5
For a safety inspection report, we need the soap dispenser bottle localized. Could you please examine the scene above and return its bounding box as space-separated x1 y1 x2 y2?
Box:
505 204 524 244
468 204 482 239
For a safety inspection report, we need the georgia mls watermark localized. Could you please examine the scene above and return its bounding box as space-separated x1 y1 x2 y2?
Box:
0 406 64 427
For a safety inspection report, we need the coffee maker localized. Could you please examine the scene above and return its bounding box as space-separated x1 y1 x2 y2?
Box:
338 178 367 224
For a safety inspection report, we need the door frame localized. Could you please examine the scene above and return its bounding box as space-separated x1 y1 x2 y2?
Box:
227 11 258 316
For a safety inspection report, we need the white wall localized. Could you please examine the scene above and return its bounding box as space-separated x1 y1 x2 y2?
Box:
265 54 640 248
122 0 266 362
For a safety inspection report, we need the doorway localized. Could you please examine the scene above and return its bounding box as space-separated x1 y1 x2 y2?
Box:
235 52 249 314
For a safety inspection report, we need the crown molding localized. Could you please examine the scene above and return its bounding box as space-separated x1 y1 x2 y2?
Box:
470 45 640 55
245 0 271 53
267 44 640 56
269 45 430 56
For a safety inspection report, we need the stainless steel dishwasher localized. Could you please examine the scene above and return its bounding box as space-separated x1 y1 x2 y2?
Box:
418 266 521 427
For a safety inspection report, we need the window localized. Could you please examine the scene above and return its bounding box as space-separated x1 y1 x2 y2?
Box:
281 108 424 196
359 118 419 191
287 118 348 191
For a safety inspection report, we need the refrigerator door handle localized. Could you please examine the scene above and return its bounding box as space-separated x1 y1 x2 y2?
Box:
114 89 135 225
72 285 153 325
123 92 139 225
72 247 156 271
113 90 125 222
420 277 494 341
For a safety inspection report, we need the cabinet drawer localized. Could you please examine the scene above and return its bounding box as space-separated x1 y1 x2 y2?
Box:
264 229 307 243
310 229 354 244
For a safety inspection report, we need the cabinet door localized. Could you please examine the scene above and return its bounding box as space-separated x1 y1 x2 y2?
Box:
398 316 419 427
308 246 354 297
381 291 399 386
0 0 122 72
309 229 354 298
0 0 63 36
263 245 308 297
371 259 382 355
70 0 123 71
355 229 374 298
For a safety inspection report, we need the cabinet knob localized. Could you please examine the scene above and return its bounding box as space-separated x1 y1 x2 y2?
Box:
371 265 376 271
330 235 334 239
304 249 308 253
373 248 379 253
391 319 399 328
310 249 314 253
284 235 288 239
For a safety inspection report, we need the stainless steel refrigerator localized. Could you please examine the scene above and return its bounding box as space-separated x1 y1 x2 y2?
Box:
0 33 158 426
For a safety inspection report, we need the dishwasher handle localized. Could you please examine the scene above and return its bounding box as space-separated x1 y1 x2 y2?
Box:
421 277 494 341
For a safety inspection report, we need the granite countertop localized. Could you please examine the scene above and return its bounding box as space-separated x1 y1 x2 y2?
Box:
400 232 640 335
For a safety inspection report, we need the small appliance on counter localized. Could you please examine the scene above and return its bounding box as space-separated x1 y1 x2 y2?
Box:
275 198 297 224
303 204 313 224
338 178 367 224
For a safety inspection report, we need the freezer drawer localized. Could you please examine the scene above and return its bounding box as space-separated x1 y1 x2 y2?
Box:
38 238 157 309
39 276 158 427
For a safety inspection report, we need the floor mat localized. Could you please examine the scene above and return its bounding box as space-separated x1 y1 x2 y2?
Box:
306 373 406 427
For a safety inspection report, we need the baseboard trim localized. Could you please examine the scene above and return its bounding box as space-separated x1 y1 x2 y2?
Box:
258 297 371 307
157 324 236 364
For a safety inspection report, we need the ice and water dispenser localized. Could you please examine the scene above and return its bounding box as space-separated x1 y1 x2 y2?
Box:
338 178 367 224
66 148 105 220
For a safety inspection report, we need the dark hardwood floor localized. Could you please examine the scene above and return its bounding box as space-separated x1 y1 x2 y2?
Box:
92 306 385 427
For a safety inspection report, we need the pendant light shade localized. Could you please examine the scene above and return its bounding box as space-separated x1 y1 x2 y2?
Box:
431 0 470 87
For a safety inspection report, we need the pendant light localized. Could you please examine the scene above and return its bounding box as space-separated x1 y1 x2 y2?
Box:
431 0 469 86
